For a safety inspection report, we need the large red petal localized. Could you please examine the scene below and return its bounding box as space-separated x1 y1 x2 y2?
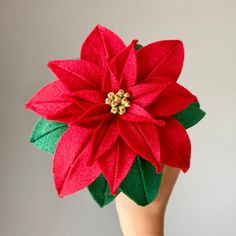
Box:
136 40 184 82
128 82 170 107
24 81 80 123
121 103 165 126
147 82 196 117
102 66 119 93
70 103 112 128
53 126 101 197
157 117 191 172
47 59 104 91
118 119 162 172
86 117 119 166
66 89 105 104
109 40 137 90
80 24 126 68
98 137 136 195
139 76 173 86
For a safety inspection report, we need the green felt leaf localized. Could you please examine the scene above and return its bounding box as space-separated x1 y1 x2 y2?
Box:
87 174 117 207
88 156 162 207
173 102 206 129
30 118 67 154
119 156 162 206
135 43 143 50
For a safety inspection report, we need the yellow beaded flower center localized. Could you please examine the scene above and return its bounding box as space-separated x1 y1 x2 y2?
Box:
105 89 131 115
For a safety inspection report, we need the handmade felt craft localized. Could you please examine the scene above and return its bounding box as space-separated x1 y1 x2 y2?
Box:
24 24 206 207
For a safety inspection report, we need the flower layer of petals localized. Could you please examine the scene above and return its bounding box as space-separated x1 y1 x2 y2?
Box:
80 24 126 68
147 82 196 117
128 82 170 107
118 119 162 172
98 137 136 195
120 103 165 126
136 40 184 83
157 117 191 172
48 59 104 91
86 117 119 166
53 126 101 197
109 40 137 90
70 103 112 128
24 81 80 123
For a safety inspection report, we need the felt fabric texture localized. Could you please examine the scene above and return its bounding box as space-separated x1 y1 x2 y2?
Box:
53 125 101 197
30 118 67 154
29 102 205 155
173 102 206 129
88 156 162 207
25 24 206 205
88 174 117 207
29 100 205 206
119 155 162 206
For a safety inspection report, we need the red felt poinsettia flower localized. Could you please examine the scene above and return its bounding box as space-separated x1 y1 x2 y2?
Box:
25 24 197 196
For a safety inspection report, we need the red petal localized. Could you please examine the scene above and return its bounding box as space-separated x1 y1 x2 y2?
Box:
109 40 137 90
147 82 196 117
66 89 105 104
24 81 80 122
136 40 184 82
53 126 101 197
98 137 136 195
80 24 126 68
86 117 119 166
62 94 96 112
121 103 165 126
139 76 173 86
128 82 170 107
47 59 104 91
157 117 191 172
102 66 119 93
70 103 112 128
118 120 162 172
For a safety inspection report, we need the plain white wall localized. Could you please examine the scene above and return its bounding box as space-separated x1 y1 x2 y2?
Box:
1 0 235 235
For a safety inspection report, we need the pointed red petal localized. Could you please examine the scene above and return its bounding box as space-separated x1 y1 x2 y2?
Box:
118 120 162 172
157 117 191 172
121 103 165 126
110 40 137 90
98 137 136 195
102 66 119 93
86 117 119 166
24 81 80 122
129 82 170 107
80 24 126 68
70 103 112 128
47 59 104 91
136 40 184 82
53 126 101 197
147 82 196 117
139 76 173 86
66 89 105 104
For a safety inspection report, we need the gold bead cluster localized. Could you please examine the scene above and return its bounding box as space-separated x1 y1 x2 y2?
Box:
105 89 131 115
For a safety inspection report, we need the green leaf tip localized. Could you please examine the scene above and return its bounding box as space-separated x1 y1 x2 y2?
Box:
173 102 206 129
135 43 143 50
88 174 117 207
